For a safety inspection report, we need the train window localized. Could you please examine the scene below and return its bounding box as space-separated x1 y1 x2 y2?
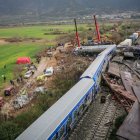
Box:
88 94 91 100
52 132 58 140
79 104 84 113
66 116 72 133
59 126 64 138
74 110 78 119
67 116 72 126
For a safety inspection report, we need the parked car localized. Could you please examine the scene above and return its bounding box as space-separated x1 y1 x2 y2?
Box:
4 86 15 96
24 70 34 78
44 67 54 76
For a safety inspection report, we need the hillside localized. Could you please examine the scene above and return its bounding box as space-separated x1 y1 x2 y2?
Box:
0 0 140 16
0 0 140 25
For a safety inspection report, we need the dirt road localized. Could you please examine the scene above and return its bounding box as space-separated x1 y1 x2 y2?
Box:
0 39 8 45
33 57 47 78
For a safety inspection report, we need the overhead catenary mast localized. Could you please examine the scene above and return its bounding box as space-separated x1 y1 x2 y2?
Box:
74 18 80 48
93 15 101 43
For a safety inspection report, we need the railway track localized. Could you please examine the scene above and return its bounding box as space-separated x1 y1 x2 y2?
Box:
68 89 125 140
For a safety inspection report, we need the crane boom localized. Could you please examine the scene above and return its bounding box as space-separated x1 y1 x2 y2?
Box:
74 18 80 48
93 15 101 43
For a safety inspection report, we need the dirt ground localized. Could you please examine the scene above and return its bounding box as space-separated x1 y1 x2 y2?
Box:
0 39 8 45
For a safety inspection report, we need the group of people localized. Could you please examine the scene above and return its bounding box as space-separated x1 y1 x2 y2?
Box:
2 64 23 85
2 75 23 86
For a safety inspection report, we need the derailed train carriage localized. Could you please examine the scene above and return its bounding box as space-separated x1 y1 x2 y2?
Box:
16 45 116 140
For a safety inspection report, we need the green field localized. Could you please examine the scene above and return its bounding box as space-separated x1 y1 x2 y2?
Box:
0 43 48 88
0 24 89 89
0 24 88 39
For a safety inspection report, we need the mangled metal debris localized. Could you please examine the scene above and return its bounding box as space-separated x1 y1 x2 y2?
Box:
112 56 124 63
133 86 140 103
117 101 140 140
102 74 136 112
108 62 120 78
123 52 134 58
120 71 134 95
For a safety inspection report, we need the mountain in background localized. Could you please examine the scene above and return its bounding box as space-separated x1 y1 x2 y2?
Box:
0 0 140 24
0 0 140 16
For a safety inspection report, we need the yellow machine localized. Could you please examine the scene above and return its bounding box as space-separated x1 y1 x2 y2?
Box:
36 75 46 86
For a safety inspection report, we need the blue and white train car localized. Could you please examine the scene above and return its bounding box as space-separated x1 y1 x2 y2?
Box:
16 79 95 140
80 54 105 91
16 44 116 140
80 44 116 90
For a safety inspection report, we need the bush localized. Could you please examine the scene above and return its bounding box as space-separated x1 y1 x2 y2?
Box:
0 121 22 140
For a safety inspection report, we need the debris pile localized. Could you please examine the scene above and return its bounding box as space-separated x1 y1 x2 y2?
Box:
104 33 140 139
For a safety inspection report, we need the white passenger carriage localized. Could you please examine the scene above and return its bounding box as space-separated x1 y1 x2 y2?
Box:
16 79 95 140
80 44 116 90
16 45 116 140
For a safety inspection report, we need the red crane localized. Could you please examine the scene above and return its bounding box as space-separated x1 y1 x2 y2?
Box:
74 18 80 48
93 15 101 43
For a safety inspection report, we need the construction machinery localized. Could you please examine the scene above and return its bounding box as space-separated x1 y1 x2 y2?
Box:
36 75 46 86
74 18 80 48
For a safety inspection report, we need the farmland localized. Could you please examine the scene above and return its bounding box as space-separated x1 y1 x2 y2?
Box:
0 24 89 89
0 43 47 88
0 24 88 39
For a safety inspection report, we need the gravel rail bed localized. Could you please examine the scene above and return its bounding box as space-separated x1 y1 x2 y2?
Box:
68 90 125 140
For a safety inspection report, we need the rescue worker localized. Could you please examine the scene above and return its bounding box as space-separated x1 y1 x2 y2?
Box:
3 75 6 82
10 80 14 86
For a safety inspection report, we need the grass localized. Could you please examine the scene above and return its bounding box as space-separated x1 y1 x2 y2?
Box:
0 57 84 139
0 24 88 40
0 43 48 88
0 24 89 89
0 24 88 89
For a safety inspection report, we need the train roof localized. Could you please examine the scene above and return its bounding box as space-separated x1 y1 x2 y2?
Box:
98 44 116 56
16 78 94 140
80 54 105 79
80 45 109 49
80 45 116 79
